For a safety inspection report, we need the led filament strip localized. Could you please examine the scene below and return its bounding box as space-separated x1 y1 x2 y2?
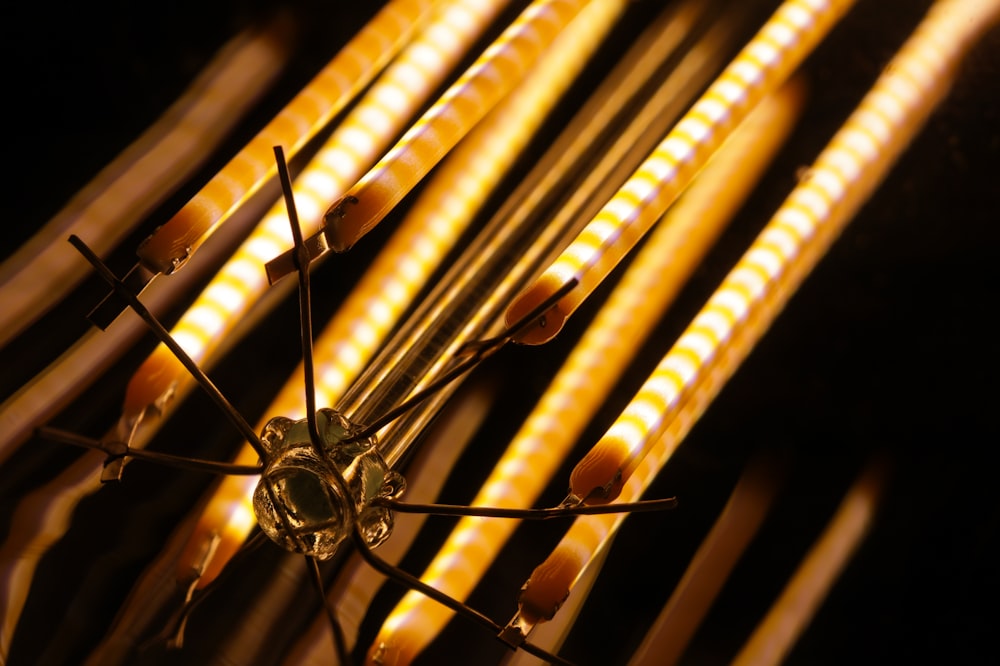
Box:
732 458 887 666
177 0 624 593
2 0 997 664
369 81 805 666
132 0 444 276
121 0 510 429
512 0 1000 649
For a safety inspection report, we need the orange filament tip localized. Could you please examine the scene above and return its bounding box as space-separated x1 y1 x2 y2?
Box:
569 437 632 503
518 548 584 623
505 273 571 346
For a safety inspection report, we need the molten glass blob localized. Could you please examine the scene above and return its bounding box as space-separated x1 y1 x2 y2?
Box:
252 408 405 559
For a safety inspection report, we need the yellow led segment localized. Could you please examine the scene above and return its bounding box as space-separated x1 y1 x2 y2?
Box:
135 0 442 274
371 77 804 664
732 459 886 666
324 0 592 253
522 0 1000 630
569 0 1000 503
505 0 857 345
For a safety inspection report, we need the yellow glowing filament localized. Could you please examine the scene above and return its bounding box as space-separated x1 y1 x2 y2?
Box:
371 78 803 665
134 0 442 274
505 0 856 345
519 0 1000 629
177 0 591 586
282 0 636 654
263 0 517 283
568 0 1000 505
315 0 592 254
123 0 509 426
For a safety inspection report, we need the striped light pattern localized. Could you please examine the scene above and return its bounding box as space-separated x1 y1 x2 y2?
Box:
504 0 856 346
122 0 508 425
323 0 591 252
370 80 803 664
175 0 601 587
134 0 441 274
519 0 1000 627
263 0 515 283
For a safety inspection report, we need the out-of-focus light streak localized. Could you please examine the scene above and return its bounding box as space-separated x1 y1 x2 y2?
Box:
731 458 887 666
0 450 105 657
0 21 290 347
628 457 783 666
504 0 856 345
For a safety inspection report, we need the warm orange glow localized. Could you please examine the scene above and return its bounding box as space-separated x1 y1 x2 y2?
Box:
505 0 856 345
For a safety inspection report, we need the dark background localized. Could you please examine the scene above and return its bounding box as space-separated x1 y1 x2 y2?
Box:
2 1 999 664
